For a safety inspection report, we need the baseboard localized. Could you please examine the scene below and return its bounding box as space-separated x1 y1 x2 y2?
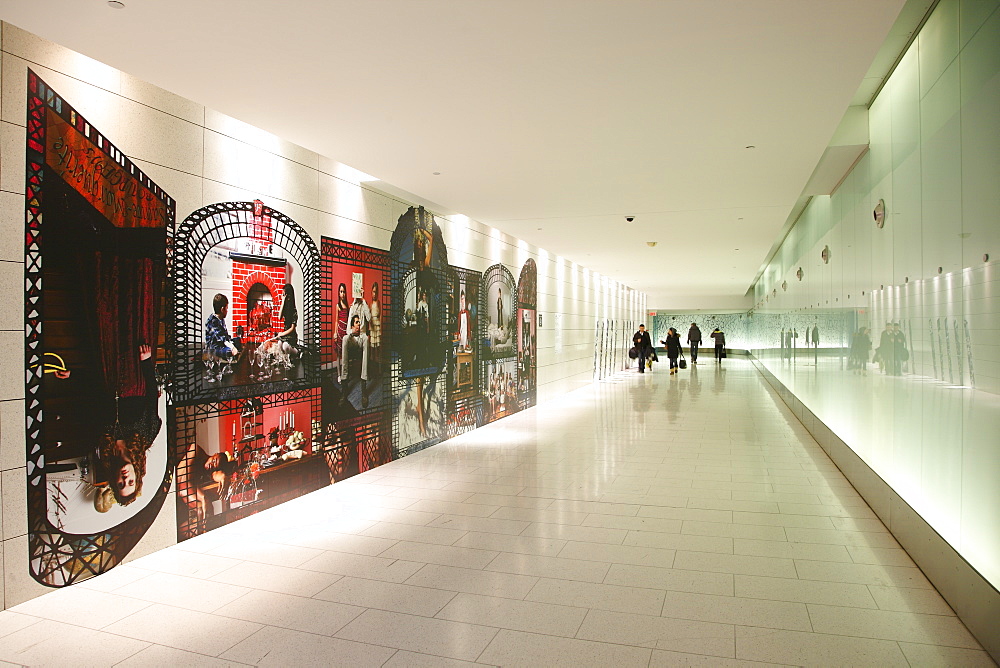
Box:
749 354 1000 663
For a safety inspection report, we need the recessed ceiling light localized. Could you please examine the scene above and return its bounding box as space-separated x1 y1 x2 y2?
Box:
107 0 125 8
745 145 756 149
432 171 441 175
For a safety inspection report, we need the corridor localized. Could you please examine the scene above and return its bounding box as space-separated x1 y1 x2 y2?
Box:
0 359 992 666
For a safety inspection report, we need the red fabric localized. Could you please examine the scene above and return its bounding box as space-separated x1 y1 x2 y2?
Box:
93 252 159 398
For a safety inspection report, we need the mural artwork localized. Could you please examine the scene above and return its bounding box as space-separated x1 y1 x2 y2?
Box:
21 79 543 585
25 72 175 585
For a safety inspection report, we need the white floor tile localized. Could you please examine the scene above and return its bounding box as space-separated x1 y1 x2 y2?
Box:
115 643 252 667
576 608 735 657
2 362 988 665
102 604 262 655
0 619 149 666
214 589 364 636
314 576 457 617
477 628 652 667
738 625 911 665
524 577 665 616
335 609 498 662
435 592 587 637
403 563 538 600
221 625 394 667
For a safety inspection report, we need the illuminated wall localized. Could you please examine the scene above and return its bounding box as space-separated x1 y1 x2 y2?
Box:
0 23 643 608
748 0 1000 591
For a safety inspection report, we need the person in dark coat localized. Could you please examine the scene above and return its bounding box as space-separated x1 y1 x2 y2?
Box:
710 327 726 363
632 324 652 373
661 327 682 375
687 323 702 363
850 327 871 374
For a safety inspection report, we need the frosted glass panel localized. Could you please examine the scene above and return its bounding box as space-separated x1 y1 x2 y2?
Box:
747 1 1000 590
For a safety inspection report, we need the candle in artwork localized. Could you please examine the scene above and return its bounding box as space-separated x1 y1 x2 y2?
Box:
291 412 295 429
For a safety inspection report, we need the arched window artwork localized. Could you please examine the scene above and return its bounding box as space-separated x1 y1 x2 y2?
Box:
172 201 321 404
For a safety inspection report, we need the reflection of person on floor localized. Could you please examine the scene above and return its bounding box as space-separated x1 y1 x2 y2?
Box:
205 294 240 361
457 290 471 351
340 315 370 408
275 283 298 355
370 281 382 361
179 442 237 529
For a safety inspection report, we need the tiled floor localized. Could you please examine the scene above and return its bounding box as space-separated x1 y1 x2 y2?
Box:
0 359 994 667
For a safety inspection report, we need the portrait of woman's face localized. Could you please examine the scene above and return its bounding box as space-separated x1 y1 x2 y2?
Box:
372 282 379 299
339 284 347 302
116 463 137 497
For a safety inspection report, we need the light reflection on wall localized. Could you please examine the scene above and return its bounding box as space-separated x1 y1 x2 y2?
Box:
744 0 999 591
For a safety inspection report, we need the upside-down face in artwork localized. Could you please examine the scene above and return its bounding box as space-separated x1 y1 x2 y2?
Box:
25 71 175 586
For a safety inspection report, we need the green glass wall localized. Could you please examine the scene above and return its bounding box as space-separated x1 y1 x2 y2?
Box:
748 0 1000 590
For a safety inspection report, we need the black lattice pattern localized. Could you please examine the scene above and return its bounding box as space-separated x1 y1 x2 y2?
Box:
24 70 176 587
172 202 320 405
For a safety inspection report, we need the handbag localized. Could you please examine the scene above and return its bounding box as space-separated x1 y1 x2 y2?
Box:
628 346 638 360
678 355 687 369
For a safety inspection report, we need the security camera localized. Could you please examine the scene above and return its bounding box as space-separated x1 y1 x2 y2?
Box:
626 216 635 223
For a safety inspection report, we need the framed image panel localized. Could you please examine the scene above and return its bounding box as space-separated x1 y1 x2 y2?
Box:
172 201 321 405
174 389 323 540
24 71 176 586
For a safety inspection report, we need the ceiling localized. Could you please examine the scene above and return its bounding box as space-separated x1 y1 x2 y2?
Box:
1 0 913 309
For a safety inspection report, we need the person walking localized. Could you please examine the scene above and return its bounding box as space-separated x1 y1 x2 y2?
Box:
632 324 652 373
662 327 682 375
687 323 702 364
710 326 726 363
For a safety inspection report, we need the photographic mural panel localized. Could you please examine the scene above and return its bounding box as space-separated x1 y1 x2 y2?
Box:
389 207 450 456
24 71 175 586
481 263 517 423
172 201 321 405
517 259 538 410
174 390 324 540
319 238 393 477
19 75 559 587
447 267 484 437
